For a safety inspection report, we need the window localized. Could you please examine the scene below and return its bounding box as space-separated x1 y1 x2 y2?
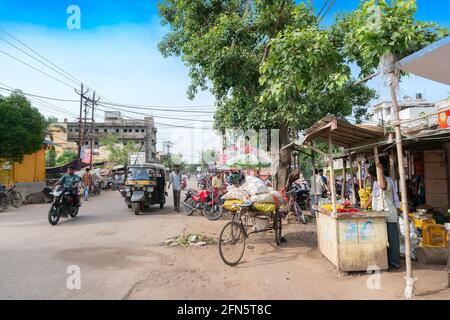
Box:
94 140 99 146
135 129 139 133
116 129 120 133
69 129 73 132
141 129 145 133
95 128 99 133
85 141 89 145
140 141 145 145
104 129 107 133
75 128 79 132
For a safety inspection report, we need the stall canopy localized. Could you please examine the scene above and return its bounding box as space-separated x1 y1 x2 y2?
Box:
304 114 387 150
396 35 450 85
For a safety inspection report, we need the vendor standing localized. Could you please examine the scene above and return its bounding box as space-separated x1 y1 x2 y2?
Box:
363 163 401 269
168 165 182 212
310 169 326 217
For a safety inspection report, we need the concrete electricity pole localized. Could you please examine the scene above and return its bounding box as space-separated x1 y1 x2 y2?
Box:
89 91 100 169
75 83 89 170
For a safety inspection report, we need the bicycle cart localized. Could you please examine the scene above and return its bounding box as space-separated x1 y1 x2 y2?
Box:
218 201 282 266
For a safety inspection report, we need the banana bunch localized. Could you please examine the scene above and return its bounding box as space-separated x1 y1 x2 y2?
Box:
358 187 372 209
320 204 344 212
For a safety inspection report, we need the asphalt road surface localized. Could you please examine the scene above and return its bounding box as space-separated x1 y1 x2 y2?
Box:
1 180 449 300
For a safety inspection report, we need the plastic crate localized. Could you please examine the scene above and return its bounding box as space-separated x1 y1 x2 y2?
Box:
422 224 448 248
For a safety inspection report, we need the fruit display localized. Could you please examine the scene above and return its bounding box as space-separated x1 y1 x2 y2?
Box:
358 187 372 209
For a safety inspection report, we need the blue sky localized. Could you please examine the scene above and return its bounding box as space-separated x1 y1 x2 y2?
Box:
0 0 449 161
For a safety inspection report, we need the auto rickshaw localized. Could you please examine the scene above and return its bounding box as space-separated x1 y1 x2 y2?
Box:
121 163 167 215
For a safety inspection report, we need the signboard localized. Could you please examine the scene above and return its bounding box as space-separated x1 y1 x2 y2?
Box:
81 147 91 163
438 111 450 128
129 152 146 165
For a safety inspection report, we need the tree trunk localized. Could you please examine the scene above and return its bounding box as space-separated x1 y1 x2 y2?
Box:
273 124 290 191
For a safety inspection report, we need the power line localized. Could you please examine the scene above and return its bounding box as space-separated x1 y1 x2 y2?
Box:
99 101 216 114
0 84 79 102
319 0 335 22
0 84 77 117
98 103 215 123
0 27 83 85
0 35 81 87
95 105 212 130
0 48 76 89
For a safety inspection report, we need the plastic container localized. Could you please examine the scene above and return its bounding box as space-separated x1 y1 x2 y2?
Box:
422 224 448 248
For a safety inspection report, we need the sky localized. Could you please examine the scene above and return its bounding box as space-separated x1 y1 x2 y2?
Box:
0 0 449 162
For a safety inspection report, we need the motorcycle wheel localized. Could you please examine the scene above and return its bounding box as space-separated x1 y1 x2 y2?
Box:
69 206 79 218
182 198 195 216
133 202 140 215
10 191 22 208
203 203 223 221
48 205 61 225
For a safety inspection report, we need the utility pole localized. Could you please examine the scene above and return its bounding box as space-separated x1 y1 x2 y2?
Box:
89 91 100 169
164 141 174 155
75 83 89 170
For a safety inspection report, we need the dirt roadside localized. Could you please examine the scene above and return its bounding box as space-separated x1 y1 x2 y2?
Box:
126 215 450 300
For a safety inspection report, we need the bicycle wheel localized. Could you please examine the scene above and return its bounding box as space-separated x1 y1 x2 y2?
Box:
10 190 22 208
274 212 282 245
218 221 246 266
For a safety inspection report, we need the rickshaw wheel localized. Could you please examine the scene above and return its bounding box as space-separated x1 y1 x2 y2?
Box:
274 212 282 246
218 221 246 266
133 203 140 215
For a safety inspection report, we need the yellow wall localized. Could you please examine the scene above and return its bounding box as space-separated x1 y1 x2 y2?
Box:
0 147 46 186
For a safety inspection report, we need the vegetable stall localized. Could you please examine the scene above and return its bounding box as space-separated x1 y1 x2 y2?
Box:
301 115 393 272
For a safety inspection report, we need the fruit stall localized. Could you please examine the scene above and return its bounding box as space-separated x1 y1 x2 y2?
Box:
302 115 392 271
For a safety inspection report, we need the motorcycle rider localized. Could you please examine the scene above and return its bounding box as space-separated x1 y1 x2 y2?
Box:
54 165 81 208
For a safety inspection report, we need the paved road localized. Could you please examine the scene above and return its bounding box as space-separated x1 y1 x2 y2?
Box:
1 180 449 300
0 187 185 299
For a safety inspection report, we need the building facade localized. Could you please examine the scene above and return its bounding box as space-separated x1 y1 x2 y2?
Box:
65 111 157 163
369 93 437 128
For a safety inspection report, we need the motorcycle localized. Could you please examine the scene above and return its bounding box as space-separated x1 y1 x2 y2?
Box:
48 186 79 225
182 187 222 221
291 182 311 210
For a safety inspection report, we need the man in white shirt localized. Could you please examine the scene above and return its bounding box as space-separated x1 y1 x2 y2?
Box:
310 169 325 217
363 163 400 269
168 165 182 212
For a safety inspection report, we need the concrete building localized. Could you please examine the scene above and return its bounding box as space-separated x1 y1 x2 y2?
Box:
47 123 78 157
65 111 157 163
369 93 437 128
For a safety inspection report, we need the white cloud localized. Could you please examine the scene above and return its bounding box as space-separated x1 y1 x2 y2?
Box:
0 21 219 163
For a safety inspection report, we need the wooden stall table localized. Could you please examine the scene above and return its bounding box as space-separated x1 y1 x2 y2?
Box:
315 205 389 272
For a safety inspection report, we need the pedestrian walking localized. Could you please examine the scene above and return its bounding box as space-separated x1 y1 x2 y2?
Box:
82 168 93 201
168 165 182 212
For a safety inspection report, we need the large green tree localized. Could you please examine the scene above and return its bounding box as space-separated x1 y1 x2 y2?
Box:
158 0 375 189
337 0 449 77
0 92 46 162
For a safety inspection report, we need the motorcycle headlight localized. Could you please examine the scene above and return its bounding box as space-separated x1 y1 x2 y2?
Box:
125 186 131 192
147 186 154 192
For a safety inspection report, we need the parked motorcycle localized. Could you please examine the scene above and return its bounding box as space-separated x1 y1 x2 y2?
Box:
48 186 79 225
292 182 311 210
182 187 222 221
